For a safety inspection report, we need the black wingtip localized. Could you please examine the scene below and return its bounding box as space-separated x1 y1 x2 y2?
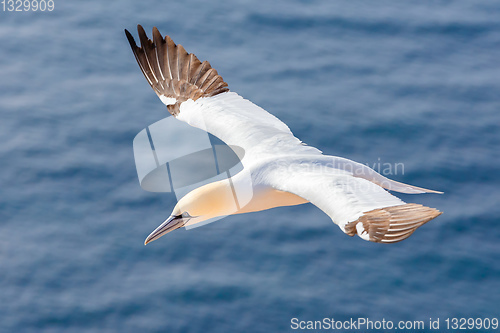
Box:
137 25 149 48
124 28 137 49
124 24 230 110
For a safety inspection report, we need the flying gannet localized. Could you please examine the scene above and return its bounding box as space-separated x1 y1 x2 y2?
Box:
125 25 442 245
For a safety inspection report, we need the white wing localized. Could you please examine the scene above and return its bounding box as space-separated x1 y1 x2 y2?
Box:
177 92 322 162
258 156 442 243
126 26 442 243
124 26 443 188
125 26 321 164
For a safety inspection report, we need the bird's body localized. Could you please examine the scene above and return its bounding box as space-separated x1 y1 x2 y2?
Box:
125 25 442 245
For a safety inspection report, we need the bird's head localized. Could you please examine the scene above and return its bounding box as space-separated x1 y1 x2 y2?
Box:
144 179 239 244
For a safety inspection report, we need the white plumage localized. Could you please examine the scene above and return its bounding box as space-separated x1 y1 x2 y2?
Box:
125 25 442 245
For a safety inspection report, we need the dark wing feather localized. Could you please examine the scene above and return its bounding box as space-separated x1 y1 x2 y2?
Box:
125 25 229 116
344 203 442 243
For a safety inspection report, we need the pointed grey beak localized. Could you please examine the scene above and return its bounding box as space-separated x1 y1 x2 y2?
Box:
144 215 188 245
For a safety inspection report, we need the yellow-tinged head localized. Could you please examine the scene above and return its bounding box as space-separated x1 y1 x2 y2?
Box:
144 179 239 244
143 177 308 245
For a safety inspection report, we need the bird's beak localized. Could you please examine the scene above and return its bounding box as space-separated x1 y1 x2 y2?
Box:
144 215 188 245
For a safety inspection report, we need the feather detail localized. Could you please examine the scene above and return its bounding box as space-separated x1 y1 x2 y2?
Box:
344 203 442 243
125 25 229 116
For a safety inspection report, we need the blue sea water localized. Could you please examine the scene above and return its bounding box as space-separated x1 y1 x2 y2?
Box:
1 0 499 332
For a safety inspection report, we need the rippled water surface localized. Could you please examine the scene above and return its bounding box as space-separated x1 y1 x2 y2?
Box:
1 1 499 332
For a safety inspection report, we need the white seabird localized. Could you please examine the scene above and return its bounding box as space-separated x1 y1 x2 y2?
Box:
125 25 442 245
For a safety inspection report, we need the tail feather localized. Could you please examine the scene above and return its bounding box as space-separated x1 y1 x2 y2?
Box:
381 179 443 194
321 156 443 194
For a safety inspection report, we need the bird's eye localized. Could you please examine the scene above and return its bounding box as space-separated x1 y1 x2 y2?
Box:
181 212 191 218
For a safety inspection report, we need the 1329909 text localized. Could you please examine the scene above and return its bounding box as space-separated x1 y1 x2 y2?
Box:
2 0 54 11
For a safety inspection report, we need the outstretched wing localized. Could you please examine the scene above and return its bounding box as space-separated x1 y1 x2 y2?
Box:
125 25 321 162
126 26 442 242
260 156 442 243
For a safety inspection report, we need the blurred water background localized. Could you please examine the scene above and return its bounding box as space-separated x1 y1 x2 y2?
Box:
1 0 499 332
